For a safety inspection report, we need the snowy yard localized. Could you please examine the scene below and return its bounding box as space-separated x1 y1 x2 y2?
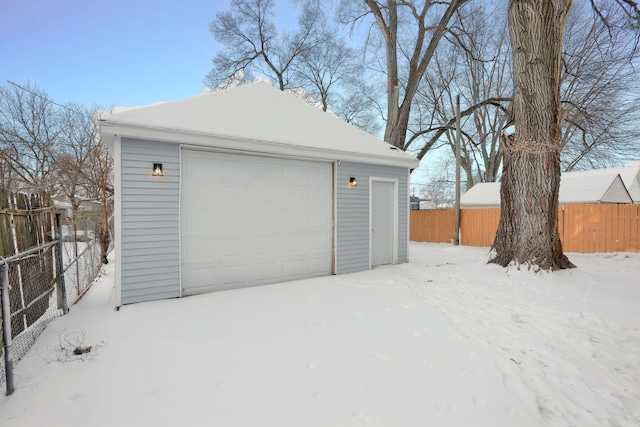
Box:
0 243 638 427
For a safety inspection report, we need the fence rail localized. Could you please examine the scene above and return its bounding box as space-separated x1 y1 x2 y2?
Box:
410 204 640 253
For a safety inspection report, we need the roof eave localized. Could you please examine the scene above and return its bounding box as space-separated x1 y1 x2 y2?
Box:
98 121 420 169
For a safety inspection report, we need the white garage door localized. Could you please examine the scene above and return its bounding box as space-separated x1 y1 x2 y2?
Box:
180 149 333 295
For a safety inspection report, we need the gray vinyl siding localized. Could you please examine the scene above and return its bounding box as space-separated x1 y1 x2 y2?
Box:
120 138 180 304
336 161 409 274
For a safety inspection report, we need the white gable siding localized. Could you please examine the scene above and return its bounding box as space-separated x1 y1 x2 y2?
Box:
625 174 640 203
336 162 408 274
120 138 180 304
600 177 633 204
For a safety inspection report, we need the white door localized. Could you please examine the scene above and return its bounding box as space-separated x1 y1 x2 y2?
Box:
180 149 333 295
371 180 396 266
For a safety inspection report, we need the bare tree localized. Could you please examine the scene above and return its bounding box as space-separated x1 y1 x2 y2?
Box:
83 112 113 264
339 0 470 149
410 2 512 189
53 103 99 211
560 1 640 170
0 82 61 193
412 0 639 197
204 0 325 91
492 0 639 270
0 148 17 190
334 80 385 135
295 30 357 112
491 0 575 270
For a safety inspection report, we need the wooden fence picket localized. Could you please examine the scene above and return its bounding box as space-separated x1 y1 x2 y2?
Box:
410 204 640 253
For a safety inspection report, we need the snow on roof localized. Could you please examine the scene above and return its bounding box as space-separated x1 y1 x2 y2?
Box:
564 165 640 203
559 172 631 204
99 82 418 168
460 182 501 207
461 171 633 207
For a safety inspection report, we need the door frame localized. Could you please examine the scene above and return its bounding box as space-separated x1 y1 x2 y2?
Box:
369 177 399 268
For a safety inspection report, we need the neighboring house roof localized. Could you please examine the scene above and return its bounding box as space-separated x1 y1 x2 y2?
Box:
100 82 419 169
461 171 633 207
461 182 501 208
564 165 640 203
560 171 631 204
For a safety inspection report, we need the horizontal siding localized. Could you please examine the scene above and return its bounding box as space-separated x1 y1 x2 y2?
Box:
336 161 409 274
120 138 181 304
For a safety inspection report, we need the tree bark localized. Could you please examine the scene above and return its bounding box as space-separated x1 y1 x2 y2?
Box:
491 0 575 270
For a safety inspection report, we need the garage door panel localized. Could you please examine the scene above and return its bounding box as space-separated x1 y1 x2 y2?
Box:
181 150 332 295
221 160 251 184
281 211 307 230
222 265 248 284
254 263 278 282
308 231 331 250
309 257 331 274
282 259 307 278
183 239 215 263
253 234 278 253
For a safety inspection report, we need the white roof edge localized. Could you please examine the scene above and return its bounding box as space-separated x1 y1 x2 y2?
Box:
99 121 420 169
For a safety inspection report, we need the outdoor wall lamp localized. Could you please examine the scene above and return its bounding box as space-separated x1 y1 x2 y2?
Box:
152 163 163 176
349 177 357 187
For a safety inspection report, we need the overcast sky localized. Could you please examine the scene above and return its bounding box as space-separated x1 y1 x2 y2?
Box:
0 0 299 108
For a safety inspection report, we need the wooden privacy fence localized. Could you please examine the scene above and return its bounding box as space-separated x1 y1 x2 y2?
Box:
410 204 640 253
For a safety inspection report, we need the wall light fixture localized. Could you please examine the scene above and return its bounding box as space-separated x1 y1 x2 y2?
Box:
152 163 163 176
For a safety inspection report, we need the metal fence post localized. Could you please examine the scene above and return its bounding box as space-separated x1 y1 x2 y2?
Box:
55 215 69 315
1 262 15 395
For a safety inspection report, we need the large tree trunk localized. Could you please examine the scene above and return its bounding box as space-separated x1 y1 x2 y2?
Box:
491 0 575 270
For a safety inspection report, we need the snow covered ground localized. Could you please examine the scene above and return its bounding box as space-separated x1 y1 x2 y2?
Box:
0 243 638 427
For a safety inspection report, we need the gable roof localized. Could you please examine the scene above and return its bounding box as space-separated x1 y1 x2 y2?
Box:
560 172 632 204
99 82 419 169
461 171 633 207
460 182 501 207
564 165 640 203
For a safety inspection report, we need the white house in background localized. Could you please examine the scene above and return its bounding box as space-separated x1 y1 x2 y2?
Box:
99 82 419 306
419 199 437 210
461 171 633 208
563 162 640 203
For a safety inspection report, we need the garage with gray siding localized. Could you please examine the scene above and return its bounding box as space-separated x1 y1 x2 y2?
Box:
101 83 419 306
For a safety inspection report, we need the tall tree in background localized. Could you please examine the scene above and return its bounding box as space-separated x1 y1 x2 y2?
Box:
295 30 356 112
0 81 114 263
0 82 60 193
414 1 512 188
560 0 640 170
204 0 325 91
403 0 639 200
54 103 99 212
339 0 470 148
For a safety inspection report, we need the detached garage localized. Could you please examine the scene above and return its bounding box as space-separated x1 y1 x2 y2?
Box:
100 83 419 306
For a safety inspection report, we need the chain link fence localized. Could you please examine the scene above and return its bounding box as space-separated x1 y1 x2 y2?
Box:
59 216 104 304
1 215 107 393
